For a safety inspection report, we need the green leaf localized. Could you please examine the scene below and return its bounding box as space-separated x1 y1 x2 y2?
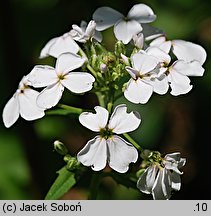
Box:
45 167 76 200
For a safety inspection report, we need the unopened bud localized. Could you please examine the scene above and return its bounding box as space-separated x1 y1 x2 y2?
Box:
66 157 80 171
54 140 68 155
133 33 144 49
120 53 130 65
100 63 107 72
115 40 126 56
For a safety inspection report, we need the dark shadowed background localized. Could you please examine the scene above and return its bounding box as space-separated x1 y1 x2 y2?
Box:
0 0 211 199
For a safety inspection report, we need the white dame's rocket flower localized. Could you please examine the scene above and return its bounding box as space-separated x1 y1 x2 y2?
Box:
40 32 80 59
93 4 156 44
70 20 102 43
137 152 186 200
77 104 141 173
124 52 159 104
149 37 207 96
2 76 45 128
28 53 95 109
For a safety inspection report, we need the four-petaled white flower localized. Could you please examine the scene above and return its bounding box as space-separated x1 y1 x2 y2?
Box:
93 4 156 44
70 20 102 43
28 53 95 109
124 52 159 104
2 76 45 128
77 104 141 173
137 152 186 200
149 36 207 96
40 32 80 59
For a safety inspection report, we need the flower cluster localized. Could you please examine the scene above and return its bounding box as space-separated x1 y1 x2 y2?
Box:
2 3 206 200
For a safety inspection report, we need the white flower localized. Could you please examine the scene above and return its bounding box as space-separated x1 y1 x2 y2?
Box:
77 104 141 173
149 37 207 96
93 4 156 44
143 46 171 95
28 53 95 109
137 152 186 200
149 35 172 53
2 76 45 128
39 32 80 59
70 20 102 43
124 52 159 104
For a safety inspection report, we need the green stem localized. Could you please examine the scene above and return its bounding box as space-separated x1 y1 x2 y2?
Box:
96 92 105 107
87 64 97 77
123 133 143 152
78 48 87 58
88 172 101 200
57 104 83 114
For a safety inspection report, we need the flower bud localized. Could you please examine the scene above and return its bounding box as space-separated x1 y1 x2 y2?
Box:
133 33 144 49
100 63 107 72
66 157 80 171
115 40 126 56
54 140 68 155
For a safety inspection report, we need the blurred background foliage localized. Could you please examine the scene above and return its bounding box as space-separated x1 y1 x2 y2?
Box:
0 0 211 199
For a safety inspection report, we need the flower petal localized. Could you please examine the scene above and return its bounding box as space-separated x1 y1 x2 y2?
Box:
131 52 158 74
93 7 124 31
142 24 164 40
152 169 171 200
171 60 205 77
2 95 19 128
146 47 171 64
170 172 181 191
168 67 192 96
39 37 58 59
150 36 171 53
85 20 96 39
124 78 153 104
61 72 95 94
108 104 141 134
137 165 158 194
77 136 107 171
172 40 207 64
127 3 156 23
94 30 103 42
150 36 166 46
37 83 64 109
79 106 109 132
165 152 181 162
28 65 57 88
40 34 79 58
56 53 86 75
150 75 169 95
107 135 138 173
125 66 139 79
19 89 45 120
114 19 142 44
